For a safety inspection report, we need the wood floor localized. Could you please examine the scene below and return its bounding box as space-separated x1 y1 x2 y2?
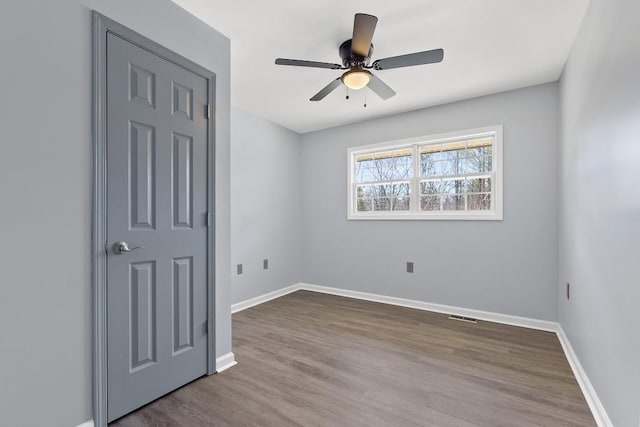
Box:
111 290 595 426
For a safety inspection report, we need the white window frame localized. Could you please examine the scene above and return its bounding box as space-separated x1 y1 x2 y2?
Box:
347 125 503 220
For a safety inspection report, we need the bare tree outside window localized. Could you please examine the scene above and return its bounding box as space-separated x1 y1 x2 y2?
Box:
355 148 412 212
419 137 492 212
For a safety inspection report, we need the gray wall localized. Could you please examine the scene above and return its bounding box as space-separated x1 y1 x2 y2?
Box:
301 83 559 321
558 0 640 425
231 108 303 303
0 1 231 426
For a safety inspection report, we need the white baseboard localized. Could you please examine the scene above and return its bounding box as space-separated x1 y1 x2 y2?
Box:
556 326 613 427
232 282 611 426
298 283 558 332
77 421 94 427
233 282 557 331
216 352 237 373
231 284 300 313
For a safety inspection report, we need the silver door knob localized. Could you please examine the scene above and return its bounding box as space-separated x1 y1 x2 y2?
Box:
112 241 143 254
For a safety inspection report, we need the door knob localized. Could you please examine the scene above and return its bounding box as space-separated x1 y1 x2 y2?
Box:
112 241 144 255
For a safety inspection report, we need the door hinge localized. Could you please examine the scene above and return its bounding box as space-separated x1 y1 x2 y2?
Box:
206 104 211 119
206 212 211 227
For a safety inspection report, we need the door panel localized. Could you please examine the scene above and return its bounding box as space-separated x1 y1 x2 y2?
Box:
129 261 157 371
172 133 193 229
129 121 155 230
106 33 209 422
172 256 193 354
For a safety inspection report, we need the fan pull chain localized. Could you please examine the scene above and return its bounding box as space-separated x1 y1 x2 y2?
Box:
364 93 367 108
345 87 350 100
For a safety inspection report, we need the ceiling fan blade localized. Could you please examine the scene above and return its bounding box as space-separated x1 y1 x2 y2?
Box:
372 48 444 70
367 74 396 100
275 58 343 70
310 78 342 101
351 13 378 57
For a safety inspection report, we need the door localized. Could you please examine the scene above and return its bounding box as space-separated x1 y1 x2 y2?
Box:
106 33 209 422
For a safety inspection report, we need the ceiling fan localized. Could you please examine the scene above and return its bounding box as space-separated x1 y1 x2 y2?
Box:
275 13 444 102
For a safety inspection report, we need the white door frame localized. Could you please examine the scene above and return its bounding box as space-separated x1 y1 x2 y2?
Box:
91 12 217 427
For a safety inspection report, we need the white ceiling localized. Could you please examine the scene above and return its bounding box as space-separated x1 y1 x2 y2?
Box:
173 0 589 134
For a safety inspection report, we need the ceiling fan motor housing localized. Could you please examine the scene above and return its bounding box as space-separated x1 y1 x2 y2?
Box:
339 39 373 68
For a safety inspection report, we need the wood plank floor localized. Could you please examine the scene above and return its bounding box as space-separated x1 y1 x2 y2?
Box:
111 290 595 426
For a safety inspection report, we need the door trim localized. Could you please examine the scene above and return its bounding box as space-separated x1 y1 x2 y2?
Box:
92 12 216 427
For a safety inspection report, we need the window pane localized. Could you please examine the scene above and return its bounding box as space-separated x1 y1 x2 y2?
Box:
392 197 410 211
420 180 441 195
373 184 392 197
391 183 411 211
422 150 465 177
356 148 412 183
373 157 394 181
356 198 372 212
356 185 374 198
392 154 413 180
373 197 391 211
463 147 492 174
392 182 410 197
420 137 493 178
356 164 376 182
441 178 465 195
420 156 439 177
421 195 441 211
464 177 492 193
439 158 458 177
442 194 465 210
467 193 491 210
354 154 373 183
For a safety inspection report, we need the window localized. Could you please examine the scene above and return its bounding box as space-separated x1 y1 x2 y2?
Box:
348 126 502 220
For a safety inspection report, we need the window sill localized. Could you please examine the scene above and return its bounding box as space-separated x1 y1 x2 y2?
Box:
347 211 503 221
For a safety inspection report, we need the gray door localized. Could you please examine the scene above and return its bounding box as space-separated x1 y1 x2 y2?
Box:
106 33 209 422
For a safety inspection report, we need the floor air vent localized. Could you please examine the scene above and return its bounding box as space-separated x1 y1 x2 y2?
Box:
448 314 478 323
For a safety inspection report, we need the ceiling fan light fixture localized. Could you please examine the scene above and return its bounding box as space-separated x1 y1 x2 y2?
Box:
341 69 371 90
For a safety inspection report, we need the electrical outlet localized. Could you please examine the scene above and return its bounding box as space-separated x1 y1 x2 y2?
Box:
263 259 268 269
237 264 243 275
406 262 414 273
566 283 570 300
